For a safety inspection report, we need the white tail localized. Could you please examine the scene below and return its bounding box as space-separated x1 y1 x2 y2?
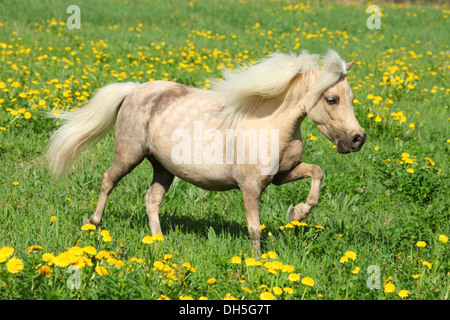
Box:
47 82 140 179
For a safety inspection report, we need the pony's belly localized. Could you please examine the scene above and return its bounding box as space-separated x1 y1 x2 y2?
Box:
162 162 238 191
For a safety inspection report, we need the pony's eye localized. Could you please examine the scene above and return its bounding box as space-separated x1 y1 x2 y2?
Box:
325 97 338 105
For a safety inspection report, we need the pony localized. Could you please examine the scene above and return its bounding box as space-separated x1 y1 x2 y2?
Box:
47 49 366 255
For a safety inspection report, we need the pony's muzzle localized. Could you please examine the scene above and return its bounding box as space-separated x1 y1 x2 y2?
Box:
336 131 366 153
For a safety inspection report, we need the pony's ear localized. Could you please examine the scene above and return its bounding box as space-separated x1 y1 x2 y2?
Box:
346 61 355 71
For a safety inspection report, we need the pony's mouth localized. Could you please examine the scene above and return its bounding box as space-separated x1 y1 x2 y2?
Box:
336 132 366 154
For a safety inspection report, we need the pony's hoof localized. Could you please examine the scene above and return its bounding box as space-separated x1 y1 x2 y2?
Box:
289 208 296 222
289 203 310 222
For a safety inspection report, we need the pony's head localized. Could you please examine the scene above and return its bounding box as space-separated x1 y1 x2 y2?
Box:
213 49 366 154
304 53 366 154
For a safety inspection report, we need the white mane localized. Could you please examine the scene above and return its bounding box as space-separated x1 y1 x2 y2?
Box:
212 49 347 127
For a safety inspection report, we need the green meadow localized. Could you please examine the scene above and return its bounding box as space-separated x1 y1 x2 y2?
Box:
0 0 448 300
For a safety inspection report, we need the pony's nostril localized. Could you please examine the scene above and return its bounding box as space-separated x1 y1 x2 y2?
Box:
352 135 362 148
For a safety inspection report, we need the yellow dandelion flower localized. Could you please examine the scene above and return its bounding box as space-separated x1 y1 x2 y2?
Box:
416 241 426 248
374 115 382 123
142 235 154 244
283 287 294 294
412 274 421 280
50 216 56 222
231 256 242 264
82 246 97 256
352 266 360 274
102 235 112 242
242 287 252 294
153 234 164 242
100 230 110 237
339 256 349 263
345 251 357 261
95 266 109 276
422 261 432 269
53 251 78 267
81 224 96 231
438 235 448 243
384 276 393 285
398 290 410 298
282 264 295 273
38 265 52 277
245 258 258 266
7 257 24 274
207 278 216 285
406 168 415 174
223 293 237 300
384 283 396 294
153 261 164 270
42 253 55 264
73 256 90 268
298 222 308 227
68 246 84 256
301 277 315 287
259 284 270 291
0 247 15 263
260 292 275 300
425 157 435 166
107 257 124 268
27 245 44 253
95 250 111 260
273 286 283 295
288 273 300 282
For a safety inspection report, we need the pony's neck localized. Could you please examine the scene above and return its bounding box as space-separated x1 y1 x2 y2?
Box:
251 74 310 136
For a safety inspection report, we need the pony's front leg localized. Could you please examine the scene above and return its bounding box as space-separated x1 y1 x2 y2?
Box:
272 162 324 222
145 160 174 236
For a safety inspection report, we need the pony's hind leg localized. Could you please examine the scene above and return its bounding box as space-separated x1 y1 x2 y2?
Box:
145 159 174 235
84 144 146 226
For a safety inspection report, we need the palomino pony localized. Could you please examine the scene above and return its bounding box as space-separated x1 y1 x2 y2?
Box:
47 50 366 255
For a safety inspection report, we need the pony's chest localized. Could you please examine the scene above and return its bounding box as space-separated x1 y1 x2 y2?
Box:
278 139 303 173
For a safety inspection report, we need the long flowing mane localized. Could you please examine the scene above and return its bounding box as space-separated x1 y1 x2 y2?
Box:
212 49 348 127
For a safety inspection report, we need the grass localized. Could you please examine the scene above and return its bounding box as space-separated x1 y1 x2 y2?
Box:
0 0 449 300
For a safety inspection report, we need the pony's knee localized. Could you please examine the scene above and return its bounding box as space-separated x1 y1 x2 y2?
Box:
311 165 324 181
